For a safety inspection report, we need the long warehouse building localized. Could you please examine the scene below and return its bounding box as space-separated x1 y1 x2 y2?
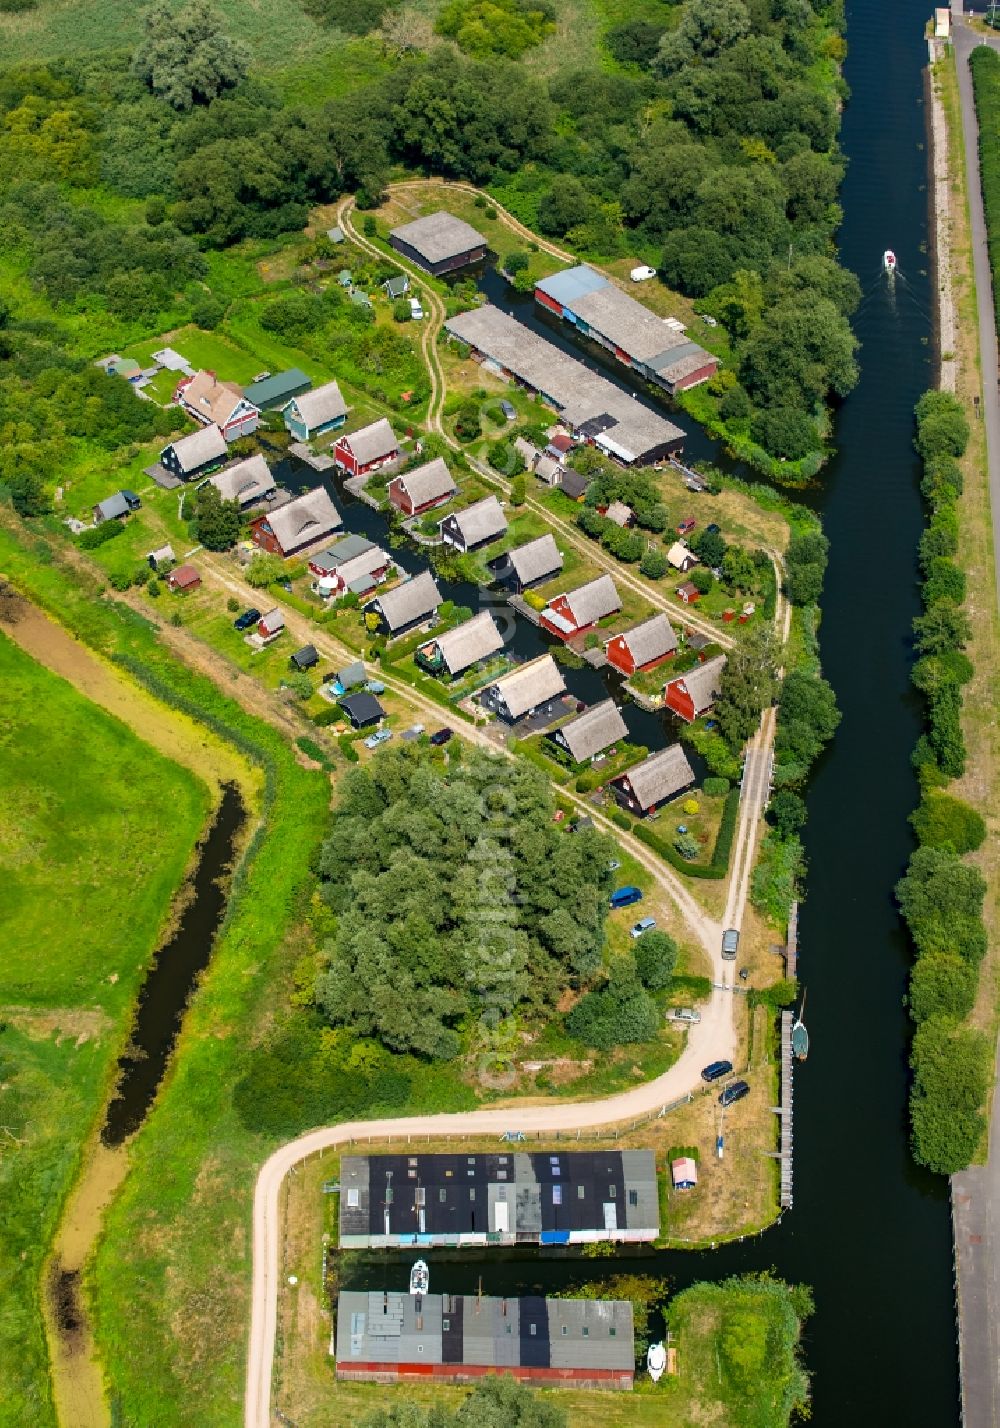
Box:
336 1291 636 1390
445 305 685 465
535 265 718 394
338 1149 659 1248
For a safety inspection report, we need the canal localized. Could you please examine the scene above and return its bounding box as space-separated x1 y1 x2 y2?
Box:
345 0 962 1420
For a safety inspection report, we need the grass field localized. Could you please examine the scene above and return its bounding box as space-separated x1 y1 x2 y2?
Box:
0 628 210 1427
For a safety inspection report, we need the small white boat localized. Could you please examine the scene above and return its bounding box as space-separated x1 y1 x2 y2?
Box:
883 249 897 274
409 1259 429 1296
647 1342 667 1382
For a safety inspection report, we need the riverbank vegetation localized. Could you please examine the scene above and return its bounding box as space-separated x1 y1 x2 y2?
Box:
899 391 992 1175
663 1274 813 1426
0 625 209 1425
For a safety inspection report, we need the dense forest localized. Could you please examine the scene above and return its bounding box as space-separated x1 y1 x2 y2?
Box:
0 0 855 472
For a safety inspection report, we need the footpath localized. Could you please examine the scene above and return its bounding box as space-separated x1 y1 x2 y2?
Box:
944 12 1000 1427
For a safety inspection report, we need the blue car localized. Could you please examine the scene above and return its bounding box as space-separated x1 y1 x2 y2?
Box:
233 607 261 631
701 1060 733 1083
610 885 643 909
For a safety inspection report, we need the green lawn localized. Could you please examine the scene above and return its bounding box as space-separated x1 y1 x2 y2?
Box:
0 630 210 1426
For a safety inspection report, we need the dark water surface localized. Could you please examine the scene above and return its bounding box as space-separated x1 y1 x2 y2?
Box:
102 782 245 1146
347 0 962 1419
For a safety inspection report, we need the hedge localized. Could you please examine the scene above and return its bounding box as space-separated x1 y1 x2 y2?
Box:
971 46 1000 335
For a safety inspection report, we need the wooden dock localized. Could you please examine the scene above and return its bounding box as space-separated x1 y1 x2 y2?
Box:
778 1011 794 1210
343 475 380 509
785 901 799 978
508 595 541 626
289 442 335 472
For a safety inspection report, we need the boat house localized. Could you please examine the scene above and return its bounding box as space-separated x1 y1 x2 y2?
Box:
387 458 457 516
540 574 621 641
333 418 400 478
336 1291 635 1391
388 211 488 275
338 1150 659 1248
605 614 678 676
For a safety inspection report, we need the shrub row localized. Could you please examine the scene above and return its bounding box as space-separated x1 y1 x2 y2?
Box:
971 45 1000 335
899 390 989 1175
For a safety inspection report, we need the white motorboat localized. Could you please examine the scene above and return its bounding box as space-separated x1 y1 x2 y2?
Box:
883 249 897 274
647 1342 667 1382
409 1259 429 1296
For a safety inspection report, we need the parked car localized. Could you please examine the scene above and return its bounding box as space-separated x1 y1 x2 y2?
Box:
630 265 657 282
696 312 718 327
706 523 721 535
365 680 386 695
630 916 657 939
500 399 516 421
401 724 425 742
702 1060 733 1083
363 729 393 749
251 370 272 383
610 886 643 909
722 928 740 960
668 1007 702 1025
409 297 424 320
429 727 453 746
233 607 261 631
676 518 696 536
719 1079 750 1107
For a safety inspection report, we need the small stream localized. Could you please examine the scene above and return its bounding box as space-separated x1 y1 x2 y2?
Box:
101 781 246 1146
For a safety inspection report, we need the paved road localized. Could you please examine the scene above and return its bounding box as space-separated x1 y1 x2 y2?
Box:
944 20 1000 1428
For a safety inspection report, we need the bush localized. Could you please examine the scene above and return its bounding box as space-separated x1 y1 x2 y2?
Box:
703 776 730 797
565 959 659 1049
78 522 126 550
392 298 411 322
337 732 360 762
768 790 807 837
914 389 970 461
191 295 224 329
640 548 669 579
245 553 286 588
910 790 985 853
909 954 978 1023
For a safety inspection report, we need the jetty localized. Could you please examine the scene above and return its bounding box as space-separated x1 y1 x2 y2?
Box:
288 442 335 472
785 901 799 978
667 456 707 491
343 474 381 509
778 1010 794 1210
507 594 542 626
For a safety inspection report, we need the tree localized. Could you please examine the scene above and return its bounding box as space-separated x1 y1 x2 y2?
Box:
922 557 966 606
751 405 818 460
640 548 669 579
565 958 659 1049
633 930 677 990
537 175 592 236
675 832 700 860
132 0 250 110
505 249 529 274
454 399 481 441
689 566 714 595
740 296 858 410
660 226 737 297
715 626 778 748
721 546 757 592
194 482 241 550
511 473 527 505
910 791 986 854
392 297 411 322
7 468 50 517
692 528 726 568
605 18 665 66
784 529 828 606
915 389 969 461
910 1016 991 1174
913 603 971 656
909 954 977 1024
768 790 807 837
245 552 286 588
896 845 987 963
656 0 751 75
191 294 224 329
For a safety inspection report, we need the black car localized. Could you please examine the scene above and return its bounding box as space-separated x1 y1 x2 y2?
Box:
429 727 453 746
706 522 721 535
233 607 261 631
719 1079 750 1107
701 1059 733 1084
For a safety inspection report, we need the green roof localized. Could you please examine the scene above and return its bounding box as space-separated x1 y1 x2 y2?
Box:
242 368 311 409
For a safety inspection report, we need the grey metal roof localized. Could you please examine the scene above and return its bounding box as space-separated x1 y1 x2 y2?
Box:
342 417 398 467
265 487 342 552
514 436 540 466
394 457 456 509
334 545 390 588
508 533 562 585
613 613 677 666
340 691 385 725
208 454 275 505
616 744 694 810
554 699 628 763
535 454 561 483
563 574 620 626
431 612 504 675
666 653 727 715
559 468 589 498
312 534 376 572
286 379 346 430
372 570 442 632
336 1291 634 1374
443 495 507 547
95 491 130 520
444 306 683 462
164 423 227 472
338 660 366 689
241 368 310 409
390 211 487 264
485 655 566 719
259 607 284 636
